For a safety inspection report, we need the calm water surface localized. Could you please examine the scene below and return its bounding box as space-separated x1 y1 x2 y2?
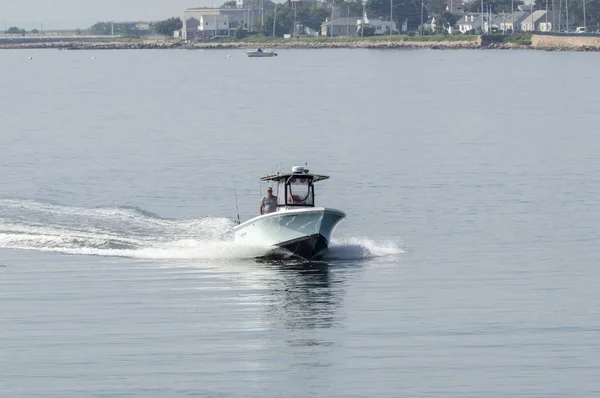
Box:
1 48 600 397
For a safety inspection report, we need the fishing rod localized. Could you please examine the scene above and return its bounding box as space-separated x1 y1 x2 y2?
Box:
233 180 241 225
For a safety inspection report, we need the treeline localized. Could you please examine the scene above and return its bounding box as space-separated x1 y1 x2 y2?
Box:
463 0 598 27
88 17 183 36
258 0 598 37
4 27 29 35
255 0 428 36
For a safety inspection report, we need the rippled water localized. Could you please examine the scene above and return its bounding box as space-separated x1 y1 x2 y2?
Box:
1 48 600 397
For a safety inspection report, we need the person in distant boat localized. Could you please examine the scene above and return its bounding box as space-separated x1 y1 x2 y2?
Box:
260 187 277 215
257 48 263 52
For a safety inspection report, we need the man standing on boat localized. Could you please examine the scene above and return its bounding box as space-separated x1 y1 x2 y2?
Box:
260 187 277 215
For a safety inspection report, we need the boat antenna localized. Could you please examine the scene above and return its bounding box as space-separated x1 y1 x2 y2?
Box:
233 180 241 225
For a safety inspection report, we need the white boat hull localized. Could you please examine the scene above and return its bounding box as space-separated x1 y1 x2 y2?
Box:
245 51 277 57
233 207 345 260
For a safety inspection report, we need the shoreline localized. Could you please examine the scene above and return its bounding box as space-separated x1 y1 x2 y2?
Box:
0 40 484 51
1 34 599 52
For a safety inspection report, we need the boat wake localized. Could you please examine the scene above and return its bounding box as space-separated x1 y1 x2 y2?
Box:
0 199 403 261
327 237 405 260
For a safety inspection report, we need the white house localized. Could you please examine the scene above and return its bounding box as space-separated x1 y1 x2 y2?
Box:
358 10 398 35
457 13 486 34
182 7 247 39
197 14 233 38
323 8 398 36
520 10 558 32
359 18 398 35
493 11 530 32
321 17 361 36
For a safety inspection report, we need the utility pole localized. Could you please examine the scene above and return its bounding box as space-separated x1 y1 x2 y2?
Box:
546 0 548 30
559 0 562 31
293 1 297 35
480 0 484 35
361 2 365 36
420 0 424 35
272 5 277 37
583 0 587 28
361 3 364 37
390 0 393 36
566 0 569 31
530 0 534 32
330 1 334 37
552 0 555 31
347 6 350 36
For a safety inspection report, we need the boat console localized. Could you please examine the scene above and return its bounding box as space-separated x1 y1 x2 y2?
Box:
261 166 330 209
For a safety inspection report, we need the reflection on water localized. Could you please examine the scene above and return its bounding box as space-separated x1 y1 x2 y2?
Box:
260 260 356 346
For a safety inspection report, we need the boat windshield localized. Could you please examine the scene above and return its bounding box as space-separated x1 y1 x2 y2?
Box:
276 180 286 206
287 177 314 206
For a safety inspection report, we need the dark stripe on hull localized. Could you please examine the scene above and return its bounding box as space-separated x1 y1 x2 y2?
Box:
272 233 329 261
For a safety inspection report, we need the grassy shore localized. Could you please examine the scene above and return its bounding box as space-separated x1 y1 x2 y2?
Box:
219 33 481 44
0 33 485 50
11 32 600 52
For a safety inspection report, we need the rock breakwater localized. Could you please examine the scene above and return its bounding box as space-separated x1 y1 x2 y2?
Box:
0 38 482 51
2 34 599 51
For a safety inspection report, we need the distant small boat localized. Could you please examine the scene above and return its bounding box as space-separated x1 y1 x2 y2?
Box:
245 48 277 57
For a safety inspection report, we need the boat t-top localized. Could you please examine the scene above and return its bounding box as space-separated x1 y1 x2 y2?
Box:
233 166 345 260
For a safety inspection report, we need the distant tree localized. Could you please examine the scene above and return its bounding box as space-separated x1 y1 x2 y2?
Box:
366 0 389 15
436 11 458 33
261 5 293 36
234 27 247 38
221 0 237 7
253 1 327 34
31 28 40 34
563 0 600 27
366 0 426 31
428 0 448 15
335 0 364 16
122 25 135 35
6 26 21 34
463 0 524 13
155 17 183 36
89 22 111 35
297 7 331 31
463 1 476 11
263 0 277 13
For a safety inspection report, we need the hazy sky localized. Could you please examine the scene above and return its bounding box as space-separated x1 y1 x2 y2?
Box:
0 0 220 30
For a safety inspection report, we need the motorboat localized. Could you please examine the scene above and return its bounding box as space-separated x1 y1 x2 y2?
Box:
233 166 345 261
245 48 277 57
